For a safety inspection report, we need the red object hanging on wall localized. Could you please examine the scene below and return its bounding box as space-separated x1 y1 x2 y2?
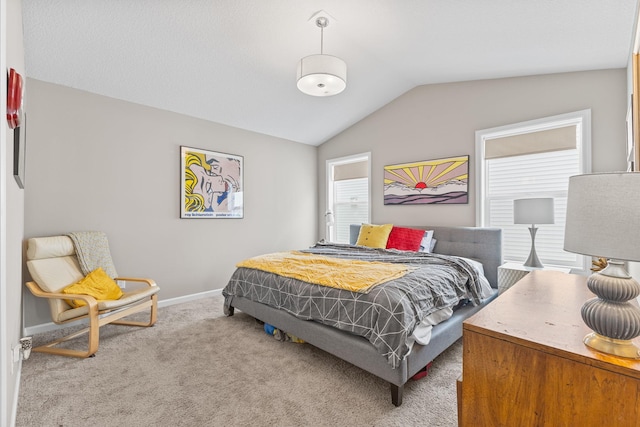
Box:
7 68 23 129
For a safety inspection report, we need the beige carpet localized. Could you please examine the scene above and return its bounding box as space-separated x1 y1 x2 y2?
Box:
16 295 461 426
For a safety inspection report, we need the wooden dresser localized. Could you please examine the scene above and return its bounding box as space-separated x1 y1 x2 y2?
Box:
459 270 640 426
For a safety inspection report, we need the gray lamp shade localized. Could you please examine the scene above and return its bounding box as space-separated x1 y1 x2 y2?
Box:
514 198 555 225
564 172 640 262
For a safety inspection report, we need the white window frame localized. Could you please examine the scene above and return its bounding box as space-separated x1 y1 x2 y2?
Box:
326 153 371 243
475 109 592 273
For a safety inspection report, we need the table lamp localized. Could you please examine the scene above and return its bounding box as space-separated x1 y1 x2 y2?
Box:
514 198 555 268
325 210 334 241
564 172 640 359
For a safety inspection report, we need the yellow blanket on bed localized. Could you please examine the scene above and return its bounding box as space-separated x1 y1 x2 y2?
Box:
236 251 413 293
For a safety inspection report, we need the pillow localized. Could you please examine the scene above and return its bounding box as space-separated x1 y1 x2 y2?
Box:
386 226 425 251
418 230 435 253
430 238 437 252
356 224 393 248
62 267 123 308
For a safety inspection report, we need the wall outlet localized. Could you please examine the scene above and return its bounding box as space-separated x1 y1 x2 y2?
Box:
20 337 33 359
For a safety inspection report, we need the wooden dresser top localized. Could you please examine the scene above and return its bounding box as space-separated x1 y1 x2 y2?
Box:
464 270 640 379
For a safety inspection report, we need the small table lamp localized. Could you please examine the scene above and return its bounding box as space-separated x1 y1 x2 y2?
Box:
514 198 555 268
564 172 640 359
325 211 334 242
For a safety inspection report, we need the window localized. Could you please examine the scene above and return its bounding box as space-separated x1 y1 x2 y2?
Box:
476 110 591 272
326 153 370 243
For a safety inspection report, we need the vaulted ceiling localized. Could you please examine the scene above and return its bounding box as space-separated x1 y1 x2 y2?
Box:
22 0 639 145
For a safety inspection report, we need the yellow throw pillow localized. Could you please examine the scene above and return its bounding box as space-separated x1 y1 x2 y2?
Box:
356 223 393 248
62 267 123 308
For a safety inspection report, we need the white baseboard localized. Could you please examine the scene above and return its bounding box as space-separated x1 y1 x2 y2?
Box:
23 289 223 337
157 289 221 309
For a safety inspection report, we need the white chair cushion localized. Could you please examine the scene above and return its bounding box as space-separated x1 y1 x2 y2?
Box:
26 256 84 293
56 286 160 322
27 236 75 260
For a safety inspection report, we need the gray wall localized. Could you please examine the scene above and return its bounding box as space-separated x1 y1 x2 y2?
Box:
11 66 631 424
23 80 318 328
317 69 628 237
2 0 26 424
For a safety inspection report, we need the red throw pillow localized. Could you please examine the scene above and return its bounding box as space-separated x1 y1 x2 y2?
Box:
386 226 426 251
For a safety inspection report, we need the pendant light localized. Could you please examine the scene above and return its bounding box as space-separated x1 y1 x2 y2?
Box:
296 17 347 97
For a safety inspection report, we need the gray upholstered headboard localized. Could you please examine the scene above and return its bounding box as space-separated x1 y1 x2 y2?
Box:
349 224 503 288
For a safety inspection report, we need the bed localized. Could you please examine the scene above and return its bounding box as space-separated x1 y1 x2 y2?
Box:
222 224 502 406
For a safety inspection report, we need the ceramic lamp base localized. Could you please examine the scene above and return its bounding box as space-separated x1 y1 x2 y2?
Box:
523 226 544 268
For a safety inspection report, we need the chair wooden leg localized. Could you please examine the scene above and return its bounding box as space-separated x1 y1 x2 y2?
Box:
111 295 157 327
33 296 157 358
33 346 95 358
33 304 100 358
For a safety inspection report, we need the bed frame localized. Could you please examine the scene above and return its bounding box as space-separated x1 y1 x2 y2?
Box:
224 225 502 406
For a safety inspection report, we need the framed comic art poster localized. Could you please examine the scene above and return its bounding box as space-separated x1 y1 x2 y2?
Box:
180 146 244 218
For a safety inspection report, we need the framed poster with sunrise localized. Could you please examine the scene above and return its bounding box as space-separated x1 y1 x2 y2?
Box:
180 146 244 218
383 155 469 205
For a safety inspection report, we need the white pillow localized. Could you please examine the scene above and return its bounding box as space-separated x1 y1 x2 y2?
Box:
418 230 434 253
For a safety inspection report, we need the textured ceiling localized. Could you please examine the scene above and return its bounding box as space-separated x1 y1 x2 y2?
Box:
22 0 639 145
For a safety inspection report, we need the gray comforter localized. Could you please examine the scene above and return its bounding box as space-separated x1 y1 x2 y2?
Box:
223 242 482 368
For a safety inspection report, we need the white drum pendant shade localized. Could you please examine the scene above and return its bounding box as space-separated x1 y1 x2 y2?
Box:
297 54 347 96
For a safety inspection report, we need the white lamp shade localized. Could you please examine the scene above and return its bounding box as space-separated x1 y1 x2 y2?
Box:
564 172 640 262
297 54 347 97
513 198 555 225
325 211 334 225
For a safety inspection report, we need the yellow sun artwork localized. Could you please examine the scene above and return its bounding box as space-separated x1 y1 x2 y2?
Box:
383 155 469 205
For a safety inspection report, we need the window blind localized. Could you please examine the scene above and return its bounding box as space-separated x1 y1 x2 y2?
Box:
333 178 368 243
485 125 577 159
486 149 581 267
333 161 368 181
